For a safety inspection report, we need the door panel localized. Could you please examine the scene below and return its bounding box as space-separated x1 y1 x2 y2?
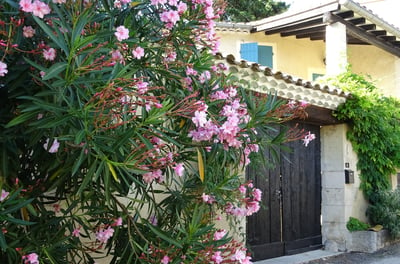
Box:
247 123 321 261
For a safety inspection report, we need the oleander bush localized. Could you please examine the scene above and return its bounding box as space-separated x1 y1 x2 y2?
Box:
0 0 313 263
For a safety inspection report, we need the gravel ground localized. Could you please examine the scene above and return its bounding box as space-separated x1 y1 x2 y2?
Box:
305 242 400 264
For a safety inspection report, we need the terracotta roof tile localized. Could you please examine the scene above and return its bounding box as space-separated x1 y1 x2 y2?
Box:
214 53 350 110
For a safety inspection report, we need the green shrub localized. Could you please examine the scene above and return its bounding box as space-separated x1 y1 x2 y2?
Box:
367 189 400 238
346 217 370 232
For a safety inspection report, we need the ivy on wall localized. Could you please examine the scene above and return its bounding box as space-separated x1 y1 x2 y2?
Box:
326 67 400 201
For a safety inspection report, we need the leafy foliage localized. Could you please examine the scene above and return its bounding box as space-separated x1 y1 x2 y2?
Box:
329 67 400 199
346 217 370 232
367 189 400 238
221 0 289 22
0 0 311 263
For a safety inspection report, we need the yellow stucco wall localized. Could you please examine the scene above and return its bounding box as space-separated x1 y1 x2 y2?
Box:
348 45 399 97
217 30 400 97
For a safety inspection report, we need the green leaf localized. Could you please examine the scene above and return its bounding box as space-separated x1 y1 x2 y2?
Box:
147 224 183 248
5 112 37 128
42 62 67 81
0 230 6 251
1 198 34 214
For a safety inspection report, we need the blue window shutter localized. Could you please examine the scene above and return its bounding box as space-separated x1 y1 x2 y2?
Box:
258 45 273 68
312 73 324 81
240 43 258 63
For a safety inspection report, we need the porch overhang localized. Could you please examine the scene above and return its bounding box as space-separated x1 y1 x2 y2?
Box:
249 0 400 57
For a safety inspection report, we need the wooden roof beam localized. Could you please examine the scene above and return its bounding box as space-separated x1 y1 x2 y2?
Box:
359 24 376 31
281 25 326 37
265 17 323 35
334 10 354 19
296 32 326 40
346 17 366 25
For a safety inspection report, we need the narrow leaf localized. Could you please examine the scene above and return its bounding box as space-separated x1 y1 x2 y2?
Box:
197 148 204 182
147 224 183 248
107 161 120 183
42 62 67 81
5 112 37 128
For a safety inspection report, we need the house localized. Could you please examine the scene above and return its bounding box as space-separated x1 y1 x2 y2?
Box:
215 0 400 260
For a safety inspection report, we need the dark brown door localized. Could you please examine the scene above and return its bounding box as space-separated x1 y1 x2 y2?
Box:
246 122 322 260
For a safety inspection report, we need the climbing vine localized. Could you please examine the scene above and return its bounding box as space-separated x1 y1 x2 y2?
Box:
328 67 400 200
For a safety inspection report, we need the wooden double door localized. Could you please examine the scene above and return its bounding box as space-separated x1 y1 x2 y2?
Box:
246 123 322 260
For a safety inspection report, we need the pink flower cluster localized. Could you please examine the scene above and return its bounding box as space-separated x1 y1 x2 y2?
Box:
190 0 223 54
19 0 51 18
188 73 260 165
95 226 114 244
225 182 262 217
95 218 122 244
151 0 188 29
22 252 39 264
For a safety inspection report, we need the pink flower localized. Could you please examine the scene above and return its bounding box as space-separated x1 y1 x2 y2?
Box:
142 169 163 183
72 227 80 237
132 46 144 59
211 251 223 264
23 26 36 38
96 226 114 244
192 110 207 127
160 10 180 25
111 50 125 64
31 0 51 18
136 81 148 94
0 61 7 77
302 131 316 147
173 163 184 177
238 185 246 194
151 0 167 5
213 229 227 240
252 188 262 202
0 189 9 202
161 255 170 264
201 193 215 204
52 0 66 3
177 2 187 13
114 25 129 41
246 201 260 216
231 249 246 262
114 0 122 9
168 0 177 6
43 138 60 153
22 253 39 264
114 217 123 226
19 0 33 12
198 70 211 83
185 66 197 76
43 48 56 61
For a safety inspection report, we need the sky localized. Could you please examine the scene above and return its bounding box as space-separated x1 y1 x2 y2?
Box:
280 0 400 27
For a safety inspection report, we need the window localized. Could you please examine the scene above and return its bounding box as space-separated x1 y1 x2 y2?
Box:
312 73 324 81
240 43 273 68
